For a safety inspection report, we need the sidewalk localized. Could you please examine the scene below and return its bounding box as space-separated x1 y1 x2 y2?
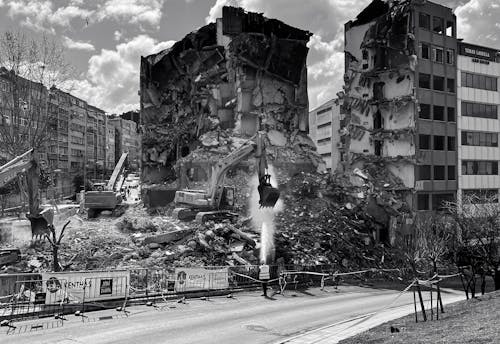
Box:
276 289 464 344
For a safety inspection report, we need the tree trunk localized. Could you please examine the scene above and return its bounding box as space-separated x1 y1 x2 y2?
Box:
495 269 500 291
480 273 486 295
52 244 60 272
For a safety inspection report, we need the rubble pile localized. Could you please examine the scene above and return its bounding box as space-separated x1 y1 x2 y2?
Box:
140 6 324 191
274 170 409 268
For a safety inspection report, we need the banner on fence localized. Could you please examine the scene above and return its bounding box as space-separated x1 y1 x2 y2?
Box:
174 268 228 292
41 270 130 305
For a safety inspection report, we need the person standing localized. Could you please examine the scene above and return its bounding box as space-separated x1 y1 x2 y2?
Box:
259 263 270 297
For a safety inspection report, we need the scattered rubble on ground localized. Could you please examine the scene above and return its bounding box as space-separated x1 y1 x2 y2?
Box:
1 5 415 274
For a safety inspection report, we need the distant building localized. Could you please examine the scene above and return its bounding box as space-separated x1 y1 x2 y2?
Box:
0 70 141 199
456 42 500 205
309 99 342 172
109 117 140 171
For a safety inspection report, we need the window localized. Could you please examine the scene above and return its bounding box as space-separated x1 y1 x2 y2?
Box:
419 134 431 149
432 47 444 63
446 78 455 93
419 73 431 89
446 20 454 36
434 135 445 150
462 160 498 175
433 76 444 91
317 107 332 115
434 165 445 180
419 43 430 59
417 194 430 210
461 72 498 91
433 105 444 121
432 193 454 211
461 131 498 147
447 136 455 151
447 107 455 122
448 166 455 180
419 13 430 29
446 49 454 64
317 137 331 146
418 165 431 180
461 101 498 119
433 16 444 34
419 104 431 119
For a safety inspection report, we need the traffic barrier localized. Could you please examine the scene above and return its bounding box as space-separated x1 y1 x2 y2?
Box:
0 265 461 324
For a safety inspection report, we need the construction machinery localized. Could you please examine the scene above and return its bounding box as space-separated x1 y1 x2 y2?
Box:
173 132 280 223
84 152 128 218
0 149 48 237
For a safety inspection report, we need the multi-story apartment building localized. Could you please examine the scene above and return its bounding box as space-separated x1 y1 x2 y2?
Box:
457 42 500 204
109 117 140 171
343 0 459 215
308 99 342 172
0 67 49 162
0 69 141 199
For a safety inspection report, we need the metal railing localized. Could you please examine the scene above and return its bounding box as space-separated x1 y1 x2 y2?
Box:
0 264 405 323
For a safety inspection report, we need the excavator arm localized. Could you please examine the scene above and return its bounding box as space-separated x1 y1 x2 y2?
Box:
208 132 280 208
0 149 48 237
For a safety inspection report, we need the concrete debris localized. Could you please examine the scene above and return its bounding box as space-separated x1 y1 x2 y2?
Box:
143 228 193 245
140 6 319 186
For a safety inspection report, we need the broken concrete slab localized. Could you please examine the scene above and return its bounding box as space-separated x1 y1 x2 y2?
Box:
143 228 193 245
267 130 287 147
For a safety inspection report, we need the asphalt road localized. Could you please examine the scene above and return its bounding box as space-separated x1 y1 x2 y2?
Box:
1 286 463 344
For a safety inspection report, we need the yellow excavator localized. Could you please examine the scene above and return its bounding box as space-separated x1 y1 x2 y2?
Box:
0 149 49 237
173 132 280 223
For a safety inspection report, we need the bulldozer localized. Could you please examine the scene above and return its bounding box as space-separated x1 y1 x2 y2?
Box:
0 149 49 238
173 132 280 223
84 152 128 218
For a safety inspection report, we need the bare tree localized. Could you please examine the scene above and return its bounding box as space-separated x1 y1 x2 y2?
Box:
445 193 500 294
0 30 74 158
45 220 71 272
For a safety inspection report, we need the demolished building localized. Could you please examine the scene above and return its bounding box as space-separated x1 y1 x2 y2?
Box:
340 0 459 240
140 6 325 202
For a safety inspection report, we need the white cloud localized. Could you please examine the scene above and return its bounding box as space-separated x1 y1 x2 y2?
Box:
63 36 95 51
3 0 92 32
205 0 369 110
72 35 175 114
114 30 123 41
97 0 165 27
0 0 165 32
455 0 500 45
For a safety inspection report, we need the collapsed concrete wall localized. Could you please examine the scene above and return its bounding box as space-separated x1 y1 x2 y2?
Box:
339 0 420 240
140 6 323 191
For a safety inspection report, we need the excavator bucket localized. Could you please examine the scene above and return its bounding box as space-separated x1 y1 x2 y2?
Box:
258 175 280 208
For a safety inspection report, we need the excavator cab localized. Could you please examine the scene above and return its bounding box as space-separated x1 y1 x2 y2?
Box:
258 175 280 208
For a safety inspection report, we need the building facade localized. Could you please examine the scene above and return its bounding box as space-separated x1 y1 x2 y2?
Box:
109 117 140 171
457 42 500 204
0 71 141 199
342 0 460 214
308 99 342 172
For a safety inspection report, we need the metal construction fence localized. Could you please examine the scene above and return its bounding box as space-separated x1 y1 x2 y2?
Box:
0 264 407 323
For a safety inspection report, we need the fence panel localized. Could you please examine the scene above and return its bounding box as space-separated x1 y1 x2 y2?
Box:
5 279 67 322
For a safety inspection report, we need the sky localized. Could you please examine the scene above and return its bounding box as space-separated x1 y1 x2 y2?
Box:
0 0 498 114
